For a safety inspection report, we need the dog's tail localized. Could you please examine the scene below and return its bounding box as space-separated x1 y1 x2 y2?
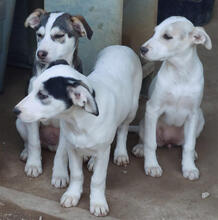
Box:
128 125 139 133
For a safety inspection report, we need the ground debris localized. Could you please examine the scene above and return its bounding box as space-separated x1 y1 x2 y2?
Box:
122 170 128 174
201 192 210 199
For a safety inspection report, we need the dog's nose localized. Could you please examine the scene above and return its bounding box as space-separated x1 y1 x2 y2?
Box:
13 107 21 116
140 47 149 55
37 50 48 59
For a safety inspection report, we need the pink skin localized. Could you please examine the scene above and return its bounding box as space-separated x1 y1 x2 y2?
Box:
40 125 60 146
156 121 184 148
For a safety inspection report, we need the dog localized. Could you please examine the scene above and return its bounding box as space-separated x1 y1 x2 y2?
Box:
15 8 93 178
132 16 212 180
14 45 142 216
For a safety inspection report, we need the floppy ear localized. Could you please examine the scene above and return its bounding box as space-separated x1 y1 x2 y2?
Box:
70 15 93 40
24 8 46 29
191 27 212 50
67 83 98 116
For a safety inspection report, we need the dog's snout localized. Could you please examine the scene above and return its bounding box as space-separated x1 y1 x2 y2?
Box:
37 50 48 59
13 107 21 116
140 47 149 55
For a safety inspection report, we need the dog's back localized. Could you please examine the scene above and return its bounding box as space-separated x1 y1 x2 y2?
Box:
90 45 142 98
84 46 142 139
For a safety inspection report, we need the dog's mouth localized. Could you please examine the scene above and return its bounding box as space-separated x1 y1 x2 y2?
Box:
38 59 48 65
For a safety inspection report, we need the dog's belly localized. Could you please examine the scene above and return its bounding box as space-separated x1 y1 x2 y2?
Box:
157 119 184 147
40 119 60 146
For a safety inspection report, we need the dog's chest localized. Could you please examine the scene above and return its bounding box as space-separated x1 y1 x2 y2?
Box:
161 85 198 126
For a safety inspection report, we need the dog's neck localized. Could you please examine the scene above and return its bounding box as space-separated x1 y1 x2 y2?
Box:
165 47 201 74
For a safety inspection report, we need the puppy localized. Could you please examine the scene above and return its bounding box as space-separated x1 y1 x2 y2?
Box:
132 16 212 180
14 45 142 216
15 8 93 178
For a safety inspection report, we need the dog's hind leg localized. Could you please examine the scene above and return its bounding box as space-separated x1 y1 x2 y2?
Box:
16 118 28 161
113 121 130 166
114 95 140 166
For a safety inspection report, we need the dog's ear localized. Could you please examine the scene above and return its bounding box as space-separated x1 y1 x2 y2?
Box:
25 8 46 29
191 27 212 50
67 81 98 116
70 16 93 40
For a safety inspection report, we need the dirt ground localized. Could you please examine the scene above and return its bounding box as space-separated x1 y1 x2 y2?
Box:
0 2 218 220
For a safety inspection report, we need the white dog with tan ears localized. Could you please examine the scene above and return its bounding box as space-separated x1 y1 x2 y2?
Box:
132 16 212 180
14 45 142 216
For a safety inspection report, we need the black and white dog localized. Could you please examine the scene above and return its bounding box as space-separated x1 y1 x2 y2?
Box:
14 45 142 216
15 8 93 179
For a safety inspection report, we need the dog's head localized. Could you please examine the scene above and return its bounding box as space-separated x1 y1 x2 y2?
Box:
140 16 212 61
13 61 98 123
25 8 93 65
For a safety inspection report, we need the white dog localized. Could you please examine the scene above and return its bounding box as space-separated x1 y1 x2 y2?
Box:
14 45 142 216
132 16 212 180
14 8 93 179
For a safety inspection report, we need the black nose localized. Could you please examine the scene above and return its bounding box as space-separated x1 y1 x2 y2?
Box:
37 50 48 59
13 107 21 116
140 47 149 55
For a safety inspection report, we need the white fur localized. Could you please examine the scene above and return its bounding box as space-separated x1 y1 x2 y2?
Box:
15 45 142 216
133 16 211 180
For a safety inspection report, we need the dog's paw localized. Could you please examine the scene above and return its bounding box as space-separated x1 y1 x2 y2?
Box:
60 193 80 207
20 149 28 162
132 144 144 157
90 200 109 217
25 163 42 177
183 168 199 180
87 157 95 172
51 175 69 188
145 165 163 177
113 155 129 167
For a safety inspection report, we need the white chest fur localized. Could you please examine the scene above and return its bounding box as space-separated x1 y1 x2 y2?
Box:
152 63 204 127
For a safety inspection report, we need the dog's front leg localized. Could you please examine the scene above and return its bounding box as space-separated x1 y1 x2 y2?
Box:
90 146 110 217
144 103 162 177
182 111 199 180
52 128 69 188
61 147 83 207
25 121 42 177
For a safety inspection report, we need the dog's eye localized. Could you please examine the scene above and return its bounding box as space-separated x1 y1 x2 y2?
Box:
37 91 48 100
37 33 43 38
54 34 65 39
163 34 173 40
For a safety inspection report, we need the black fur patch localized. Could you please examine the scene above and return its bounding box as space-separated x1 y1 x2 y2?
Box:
43 77 80 108
52 13 79 38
